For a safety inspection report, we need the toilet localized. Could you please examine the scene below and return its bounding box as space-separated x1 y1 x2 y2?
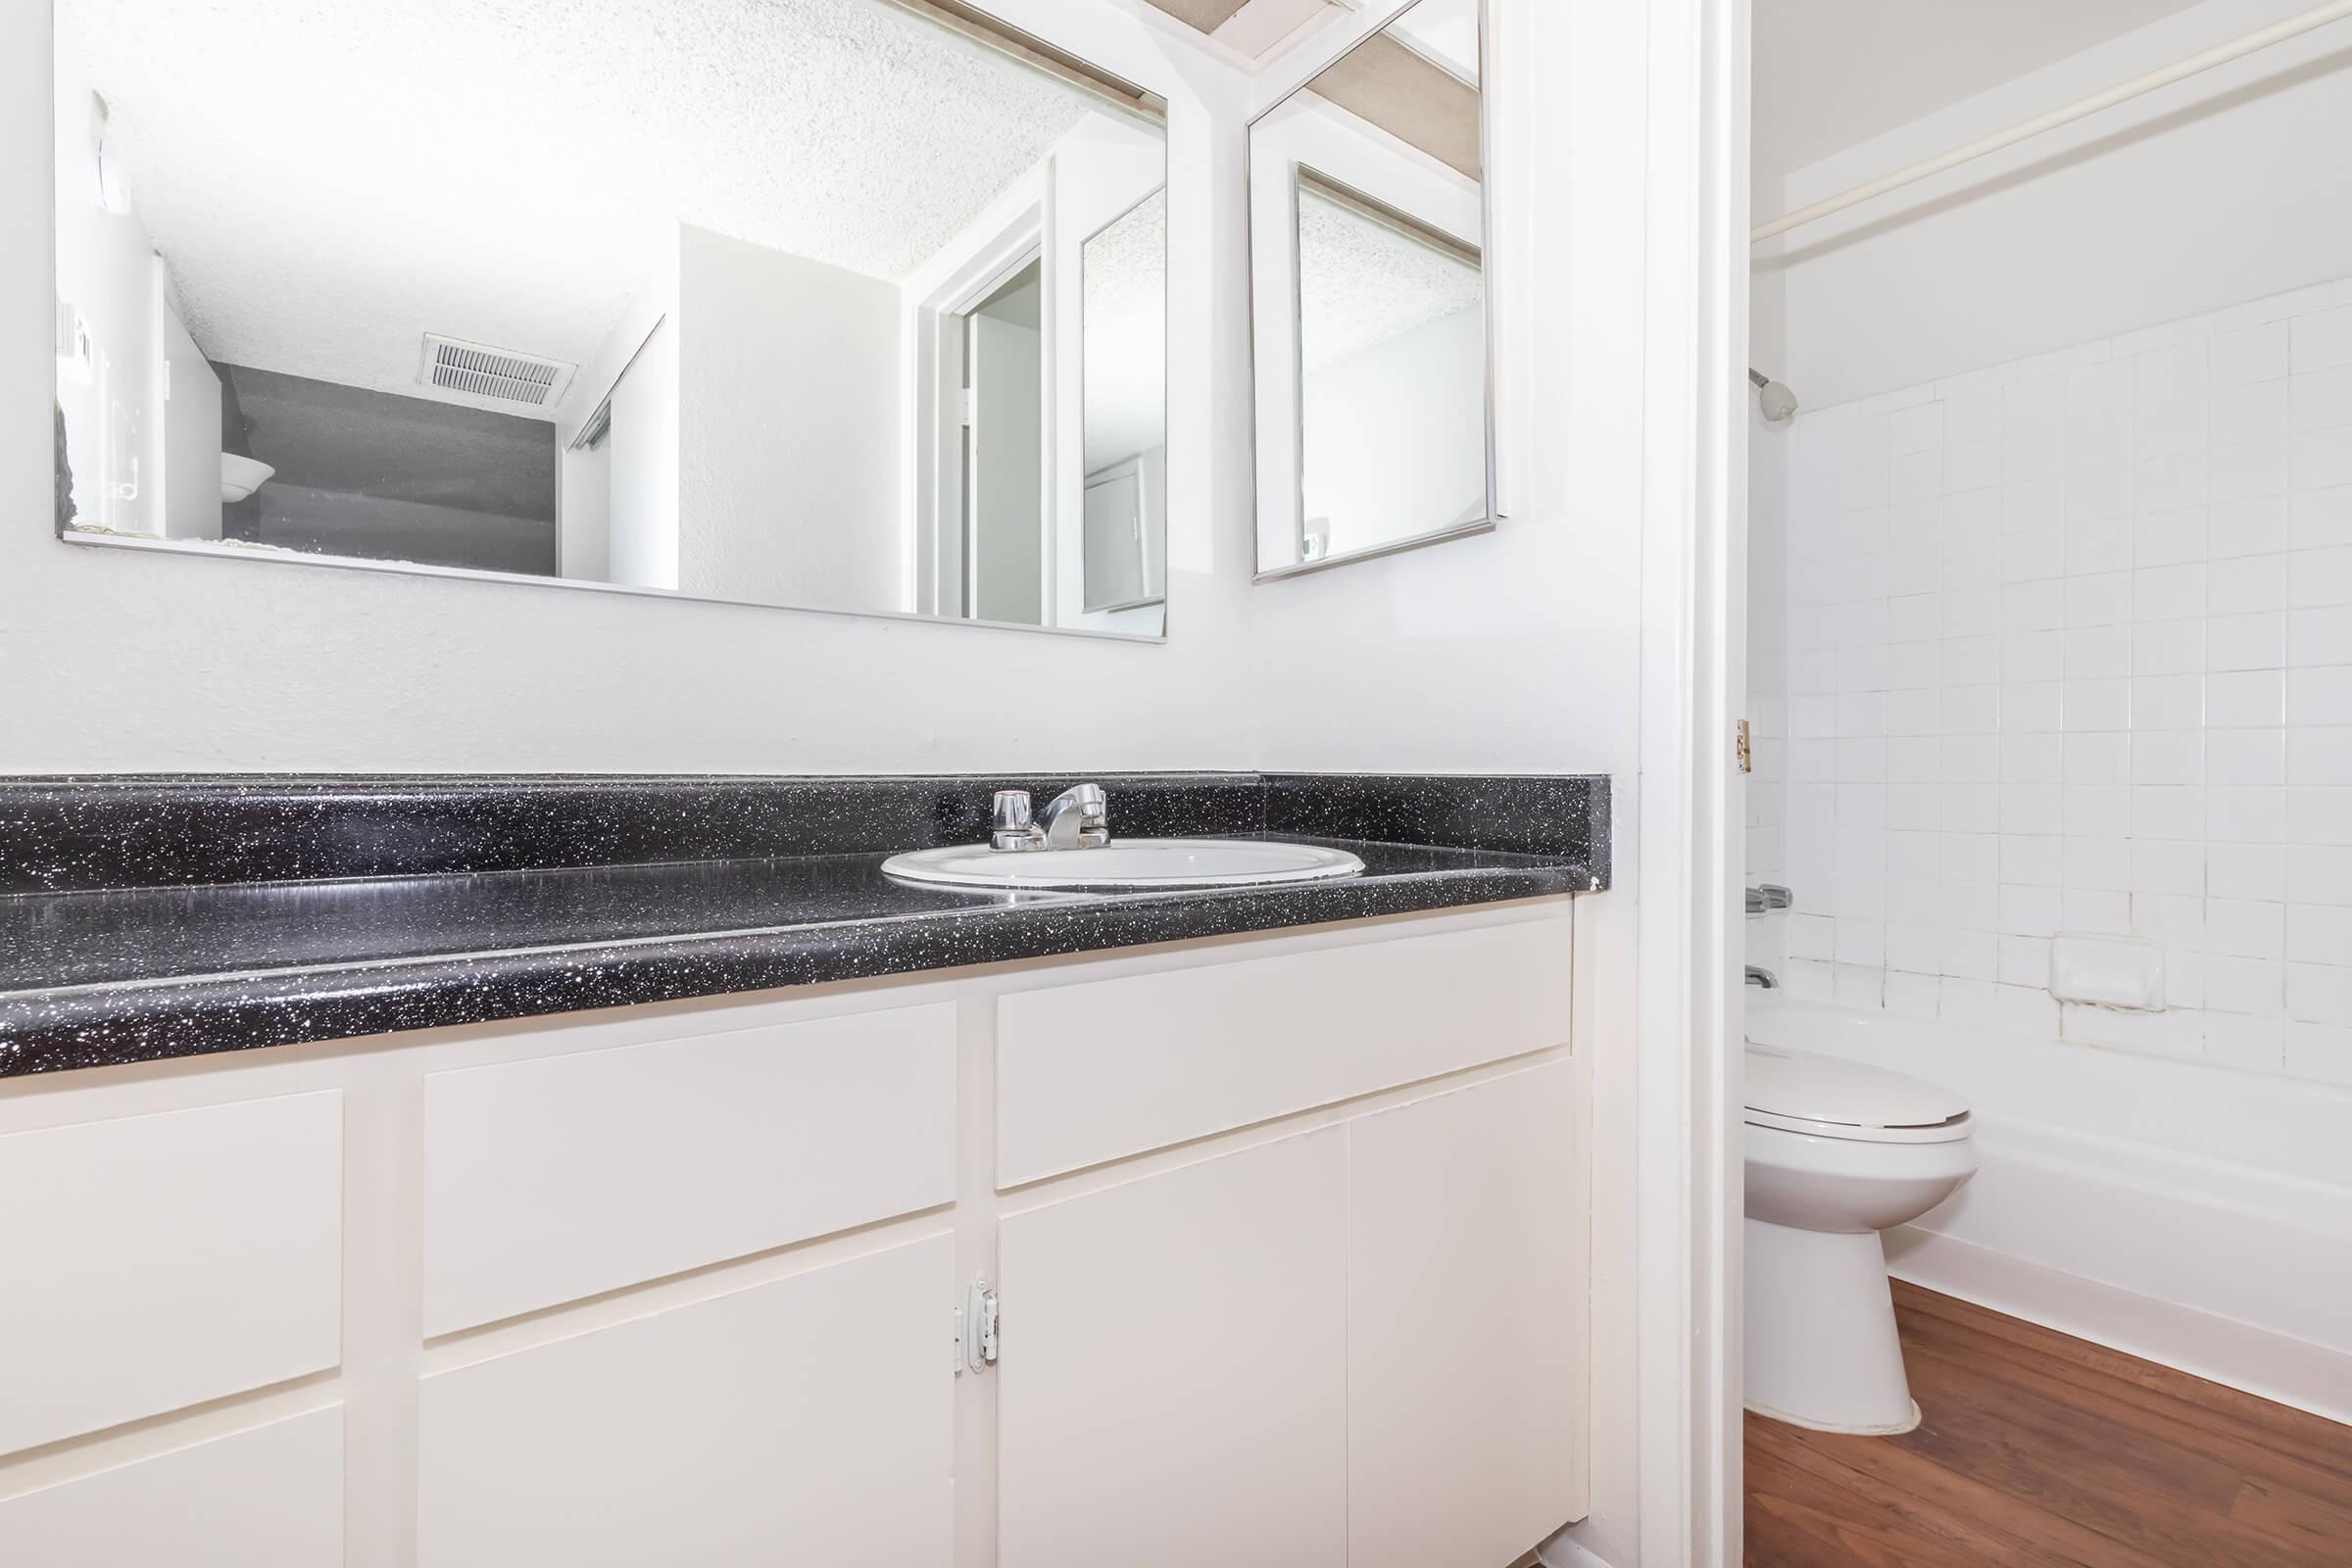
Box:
1743 1045 1977 1435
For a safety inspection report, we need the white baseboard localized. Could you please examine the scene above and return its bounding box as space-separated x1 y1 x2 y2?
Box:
1885 1113 2352 1427
1887 1228 2352 1425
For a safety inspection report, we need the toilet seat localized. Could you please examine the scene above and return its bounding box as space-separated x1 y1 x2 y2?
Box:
1744 1046 1972 1145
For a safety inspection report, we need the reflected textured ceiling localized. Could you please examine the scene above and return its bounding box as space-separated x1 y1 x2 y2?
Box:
62 0 1097 407
1082 191 1168 471
1297 187 1480 377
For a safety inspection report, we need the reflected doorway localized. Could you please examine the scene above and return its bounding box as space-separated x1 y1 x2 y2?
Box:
960 257 1046 625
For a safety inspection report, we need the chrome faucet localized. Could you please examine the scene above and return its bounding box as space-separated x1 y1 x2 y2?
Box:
1746 965 1780 990
990 784 1109 852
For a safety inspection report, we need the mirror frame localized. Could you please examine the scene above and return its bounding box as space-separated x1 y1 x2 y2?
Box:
46 0 1175 645
1246 0 1501 583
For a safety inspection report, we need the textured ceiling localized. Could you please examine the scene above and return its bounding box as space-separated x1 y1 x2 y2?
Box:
1082 189 1168 471
1297 184 1480 377
62 0 1098 408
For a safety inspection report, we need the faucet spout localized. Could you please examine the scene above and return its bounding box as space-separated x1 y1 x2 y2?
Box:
989 784 1110 852
1038 783 1109 849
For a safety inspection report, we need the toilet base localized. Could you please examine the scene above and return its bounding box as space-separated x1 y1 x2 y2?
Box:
1744 1217 1918 1435
1746 1396 1921 1437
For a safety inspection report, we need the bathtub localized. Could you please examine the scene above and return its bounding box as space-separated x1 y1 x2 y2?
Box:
1744 998 2352 1424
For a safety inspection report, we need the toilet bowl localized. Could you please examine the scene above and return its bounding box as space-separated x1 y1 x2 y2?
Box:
1743 1045 1976 1435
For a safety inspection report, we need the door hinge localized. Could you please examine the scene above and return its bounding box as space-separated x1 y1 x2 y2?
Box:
960 388 977 429
1737 718 1752 775
956 1278 1000 1375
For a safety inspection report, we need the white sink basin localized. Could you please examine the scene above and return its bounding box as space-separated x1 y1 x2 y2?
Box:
881 838 1365 891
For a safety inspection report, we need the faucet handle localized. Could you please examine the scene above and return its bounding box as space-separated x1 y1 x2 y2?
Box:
990 790 1037 851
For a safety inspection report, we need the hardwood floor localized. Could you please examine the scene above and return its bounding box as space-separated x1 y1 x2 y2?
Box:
1744 1281 2352 1567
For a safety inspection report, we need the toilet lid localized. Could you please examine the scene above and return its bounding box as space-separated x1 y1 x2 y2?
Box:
1744 1046 1969 1131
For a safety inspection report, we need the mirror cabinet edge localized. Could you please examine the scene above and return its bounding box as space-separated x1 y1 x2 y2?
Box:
1246 0 1502 584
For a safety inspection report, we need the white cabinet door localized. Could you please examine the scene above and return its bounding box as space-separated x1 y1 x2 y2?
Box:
997 1129 1350 1567
0 1406 344 1566
1346 1062 1584 1568
418 1234 954 1567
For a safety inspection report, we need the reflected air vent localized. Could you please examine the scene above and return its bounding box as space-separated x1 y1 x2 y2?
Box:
418 334 576 411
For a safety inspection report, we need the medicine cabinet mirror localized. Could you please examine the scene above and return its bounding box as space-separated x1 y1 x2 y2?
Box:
1249 0 1496 578
50 0 1168 638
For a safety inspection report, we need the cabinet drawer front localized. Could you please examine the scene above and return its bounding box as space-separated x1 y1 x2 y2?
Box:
0 1093 343 1454
997 915 1571 1183
0 1408 344 1565
418 1235 954 1567
422 1002 956 1335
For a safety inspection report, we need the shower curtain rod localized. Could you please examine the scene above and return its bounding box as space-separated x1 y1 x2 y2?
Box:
1751 0 2352 244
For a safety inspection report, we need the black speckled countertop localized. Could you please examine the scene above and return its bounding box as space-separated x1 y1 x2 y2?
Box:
0 772 1609 1079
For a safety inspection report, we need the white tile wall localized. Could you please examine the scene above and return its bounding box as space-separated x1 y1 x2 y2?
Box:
1766 276 2352 1087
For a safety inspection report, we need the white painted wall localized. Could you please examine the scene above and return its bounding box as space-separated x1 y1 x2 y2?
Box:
607 315 680 593
970 291 1045 624
676 224 904 614
1053 113 1168 634
1250 89 1484 569
1245 4 1661 1562
1763 0 2352 411
1079 444 1166 612
160 298 221 542
6 2 1263 772
559 440 611 583
1301 302 1486 558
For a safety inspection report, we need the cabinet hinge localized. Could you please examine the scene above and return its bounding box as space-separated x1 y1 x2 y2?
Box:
956 1278 1000 1375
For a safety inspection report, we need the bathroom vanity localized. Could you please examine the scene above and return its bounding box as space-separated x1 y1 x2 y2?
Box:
0 772 1606 1567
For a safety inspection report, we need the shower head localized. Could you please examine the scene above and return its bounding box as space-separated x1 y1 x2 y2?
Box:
1748 367 1798 425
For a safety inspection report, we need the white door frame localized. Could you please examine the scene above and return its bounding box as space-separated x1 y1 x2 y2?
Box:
906 179 1047 618
1631 0 1746 1561
1252 2 1745 1561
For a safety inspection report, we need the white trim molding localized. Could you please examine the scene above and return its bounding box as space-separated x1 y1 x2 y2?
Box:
1632 0 1747 1561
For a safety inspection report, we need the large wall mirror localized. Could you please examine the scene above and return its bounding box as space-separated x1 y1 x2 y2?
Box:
50 0 1169 638
1250 0 1494 578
